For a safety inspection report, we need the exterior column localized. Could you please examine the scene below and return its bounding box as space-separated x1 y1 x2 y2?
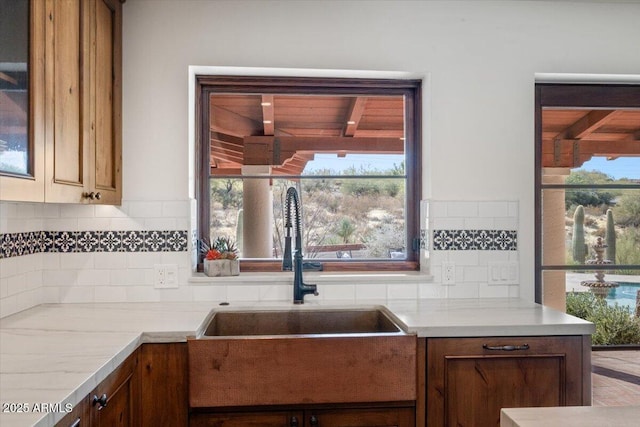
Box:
241 166 273 258
542 168 571 312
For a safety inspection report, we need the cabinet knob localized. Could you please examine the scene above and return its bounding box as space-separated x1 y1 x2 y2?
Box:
290 416 299 427
309 415 319 426
84 192 102 200
92 393 108 410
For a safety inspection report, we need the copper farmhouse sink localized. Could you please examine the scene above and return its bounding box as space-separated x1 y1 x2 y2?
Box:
188 307 417 408
201 307 404 337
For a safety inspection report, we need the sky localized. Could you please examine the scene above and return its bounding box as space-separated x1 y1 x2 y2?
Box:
305 154 639 180
578 157 640 180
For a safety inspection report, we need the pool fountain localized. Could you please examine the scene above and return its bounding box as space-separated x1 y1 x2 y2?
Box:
581 237 619 298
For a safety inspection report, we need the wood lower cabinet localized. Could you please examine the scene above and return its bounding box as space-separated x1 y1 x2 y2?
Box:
426 336 591 427
55 349 139 427
191 407 415 427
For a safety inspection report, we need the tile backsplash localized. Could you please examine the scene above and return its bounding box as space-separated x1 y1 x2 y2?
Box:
423 200 520 299
1 198 521 318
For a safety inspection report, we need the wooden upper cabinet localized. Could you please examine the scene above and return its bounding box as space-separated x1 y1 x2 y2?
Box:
0 0 122 204
89 0 122 205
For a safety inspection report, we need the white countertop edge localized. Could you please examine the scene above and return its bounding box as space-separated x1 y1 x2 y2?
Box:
500 405 640 427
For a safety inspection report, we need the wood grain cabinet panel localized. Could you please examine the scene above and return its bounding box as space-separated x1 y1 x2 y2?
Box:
190 411 304 427
426 336 589 427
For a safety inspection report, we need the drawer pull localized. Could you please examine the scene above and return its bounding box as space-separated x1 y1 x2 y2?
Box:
483 344 530 351
69 418 81 427
92 393 108 410
290 416 299 427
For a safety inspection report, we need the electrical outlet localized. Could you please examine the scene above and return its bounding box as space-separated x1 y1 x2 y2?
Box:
488 261 519 285
154 264 179 289
442 262 455 285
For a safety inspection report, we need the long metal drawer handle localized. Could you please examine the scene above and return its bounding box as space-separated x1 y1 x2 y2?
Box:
482 344 530 351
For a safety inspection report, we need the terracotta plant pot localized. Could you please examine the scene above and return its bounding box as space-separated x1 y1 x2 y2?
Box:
204 259 240 277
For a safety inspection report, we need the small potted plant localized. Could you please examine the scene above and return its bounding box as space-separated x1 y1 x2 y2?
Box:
202 237 240 277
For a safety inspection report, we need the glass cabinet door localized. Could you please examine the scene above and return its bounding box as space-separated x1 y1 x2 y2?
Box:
0 0 30 176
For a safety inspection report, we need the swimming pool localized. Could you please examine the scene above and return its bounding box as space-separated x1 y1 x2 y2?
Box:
606 282 640 311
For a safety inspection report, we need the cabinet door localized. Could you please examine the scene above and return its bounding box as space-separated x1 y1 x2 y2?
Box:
44 0 89 202
140 343 188 426
90 350 139 427
307 407 415 427
190 411 303 427
88 0 122 205
426 336 585 427
0 0 46 201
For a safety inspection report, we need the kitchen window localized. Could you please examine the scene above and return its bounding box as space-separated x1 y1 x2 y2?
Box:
195 76 422 272
535 83 640 310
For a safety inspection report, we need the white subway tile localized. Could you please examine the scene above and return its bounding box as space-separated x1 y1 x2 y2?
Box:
0 202 17 219
162 201 190 218
494 217 518 230
0 278 8 298
447 283 479 298
94 253 127 270
429 201 447 218
16 288 42 310
322 284 356 301
448 251 479 266
419 283 445 299
95 204 129 218
192 284 227 302
431 218 465 230
41 286 60 303
94 286 128 303
355 284 387 300
42 204 61 218
126 286 160 302
45 218 78 231
0 295 19 318
387 283 418 300
159 286 194 302
145 218 177 230
478 201 508 218
508 285 520 298
479 283 510 298
227 285 262 302
478 251 510 264
508 202 519 218
128 201 163 218
16 203 36 218
77 218 111 231
61 253 94 270
60 204 95 218
447 201 478 218
259 285 290 301
42 253 61 270
464 218 495 229
77 269 111 286
127 252 163 269
59 286 94 303
0 258 18 278
110 217 144 230
160 252 191 268
463 266 488 283
42 270 78 287
26 270 43 290
110 268 146 286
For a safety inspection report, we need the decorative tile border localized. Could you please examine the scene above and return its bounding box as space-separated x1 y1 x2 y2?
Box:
0 230 189 259
432 229 517 251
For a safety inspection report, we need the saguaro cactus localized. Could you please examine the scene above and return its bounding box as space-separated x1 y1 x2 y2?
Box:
605 208 616 263
572 205 586 264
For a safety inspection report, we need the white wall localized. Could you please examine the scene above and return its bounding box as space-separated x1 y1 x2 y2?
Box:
121 0 640 301
2 0 640 315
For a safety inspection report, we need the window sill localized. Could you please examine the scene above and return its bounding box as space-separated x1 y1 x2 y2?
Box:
189 271 433 286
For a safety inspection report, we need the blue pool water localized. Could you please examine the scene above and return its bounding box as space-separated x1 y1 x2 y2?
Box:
605 282 640 311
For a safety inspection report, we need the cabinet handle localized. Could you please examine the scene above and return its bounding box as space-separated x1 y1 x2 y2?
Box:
92 393 108 410
483 343 530 351
309 415 319 426
69 418 81 427
290 416 299 427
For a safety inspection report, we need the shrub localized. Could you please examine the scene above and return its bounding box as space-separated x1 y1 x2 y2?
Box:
566 292 640 345
615 191 640 227
616 227 640 274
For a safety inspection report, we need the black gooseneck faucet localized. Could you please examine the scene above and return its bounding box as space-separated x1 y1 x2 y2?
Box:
282 186 318 304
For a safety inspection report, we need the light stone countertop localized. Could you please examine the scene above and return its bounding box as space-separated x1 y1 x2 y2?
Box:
0 298 594 427
501 406 640 426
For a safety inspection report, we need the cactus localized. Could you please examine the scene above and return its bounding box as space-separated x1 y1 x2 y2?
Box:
236 208 244 257
572 205 586 264
605 208 616 263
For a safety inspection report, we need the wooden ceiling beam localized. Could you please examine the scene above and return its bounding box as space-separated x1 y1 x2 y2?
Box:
243 136 404 166
542 138 640 167
556 110 621 140
261 95 274 136
343 97 367 137
210 105 261 137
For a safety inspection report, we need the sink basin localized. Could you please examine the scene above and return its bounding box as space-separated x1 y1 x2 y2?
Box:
201 307 405 337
